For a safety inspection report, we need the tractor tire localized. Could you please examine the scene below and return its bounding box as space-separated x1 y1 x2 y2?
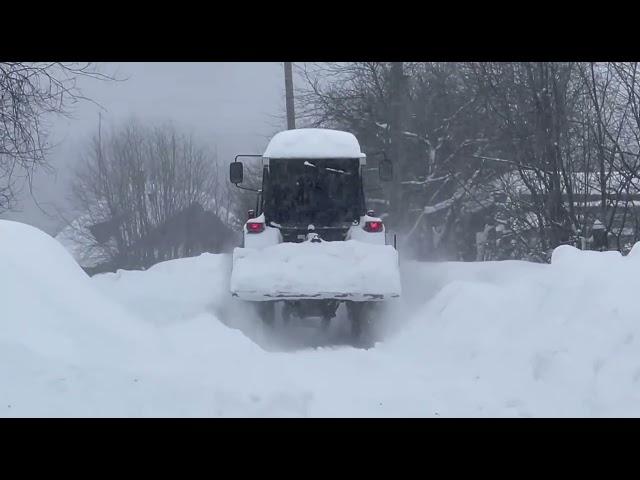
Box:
347 301 376 349
256 301 276 328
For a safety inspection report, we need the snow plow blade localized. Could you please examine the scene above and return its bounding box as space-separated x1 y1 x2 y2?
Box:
230 240 401 302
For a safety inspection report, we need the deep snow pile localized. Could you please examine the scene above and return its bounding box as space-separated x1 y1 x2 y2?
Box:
6 217 640 416
92 254 232 325
0 220 152 360
0 220 171 416
390 247 640 416
230 240 401 301
87 241 640 417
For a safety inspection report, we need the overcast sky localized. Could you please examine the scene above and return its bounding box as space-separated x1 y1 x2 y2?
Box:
1 62 287 234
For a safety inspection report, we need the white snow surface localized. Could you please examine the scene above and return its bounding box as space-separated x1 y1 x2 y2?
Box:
263 128 365 159
230 240 401 301
5 218 640 416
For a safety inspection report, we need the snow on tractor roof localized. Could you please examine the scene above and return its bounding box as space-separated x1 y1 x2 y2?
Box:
263 128 365 159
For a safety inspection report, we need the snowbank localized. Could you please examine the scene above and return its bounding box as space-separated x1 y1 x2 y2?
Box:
263 128 365 159
0 220 151 360
230 240 401 301
5 218 640 417
92 253 231 325
0 220 172 416
388 245 640 416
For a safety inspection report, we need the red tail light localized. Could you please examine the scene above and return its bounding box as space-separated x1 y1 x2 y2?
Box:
246 221 265 234
364 221 383 233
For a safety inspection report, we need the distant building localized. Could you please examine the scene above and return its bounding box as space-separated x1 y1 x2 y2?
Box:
58 202 240 275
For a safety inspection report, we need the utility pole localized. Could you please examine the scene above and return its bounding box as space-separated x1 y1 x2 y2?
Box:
284 62 296 129
389 62 408 227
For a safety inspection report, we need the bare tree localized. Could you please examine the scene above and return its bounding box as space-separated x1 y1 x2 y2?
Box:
295 61 640 261
68 119 229 270
296 62 500 259
469 62 586 254
608 62 640 249
569 63 640 252
0 62 113 213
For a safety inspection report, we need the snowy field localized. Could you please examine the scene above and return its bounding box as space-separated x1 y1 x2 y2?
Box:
3 218 640 417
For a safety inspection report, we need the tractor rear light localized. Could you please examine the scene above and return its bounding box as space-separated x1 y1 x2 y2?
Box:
246 221 265 234
364 221 383 233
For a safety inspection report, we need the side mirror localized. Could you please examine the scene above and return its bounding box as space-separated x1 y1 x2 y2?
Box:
379 158 393 182
230 161 244 184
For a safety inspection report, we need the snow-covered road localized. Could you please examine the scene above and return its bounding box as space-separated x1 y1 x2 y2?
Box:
4 219 640 417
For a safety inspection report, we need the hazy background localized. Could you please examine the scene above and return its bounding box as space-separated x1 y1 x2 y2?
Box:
5 61 638 264
0 62 286 234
